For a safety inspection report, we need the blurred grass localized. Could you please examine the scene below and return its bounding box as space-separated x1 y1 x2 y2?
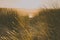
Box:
0 8 60 40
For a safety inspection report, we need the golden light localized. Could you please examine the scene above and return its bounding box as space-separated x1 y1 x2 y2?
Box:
0 0 45 18
15 8 40 18
16 0 41 18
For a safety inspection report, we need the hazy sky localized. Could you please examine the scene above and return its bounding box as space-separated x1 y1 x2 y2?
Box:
0 0 60 18
0 0 60 9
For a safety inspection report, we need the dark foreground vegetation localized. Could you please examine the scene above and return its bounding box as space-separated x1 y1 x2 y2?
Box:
0 8 60 40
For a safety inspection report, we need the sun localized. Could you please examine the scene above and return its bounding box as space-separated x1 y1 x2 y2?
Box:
13 0 41 18
0 0 42 18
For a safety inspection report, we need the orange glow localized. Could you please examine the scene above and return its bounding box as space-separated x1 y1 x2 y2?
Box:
15 8 40 18
0 0 44 18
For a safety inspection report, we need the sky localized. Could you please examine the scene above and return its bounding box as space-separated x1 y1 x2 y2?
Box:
0 0 60 18
0 0 60 9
